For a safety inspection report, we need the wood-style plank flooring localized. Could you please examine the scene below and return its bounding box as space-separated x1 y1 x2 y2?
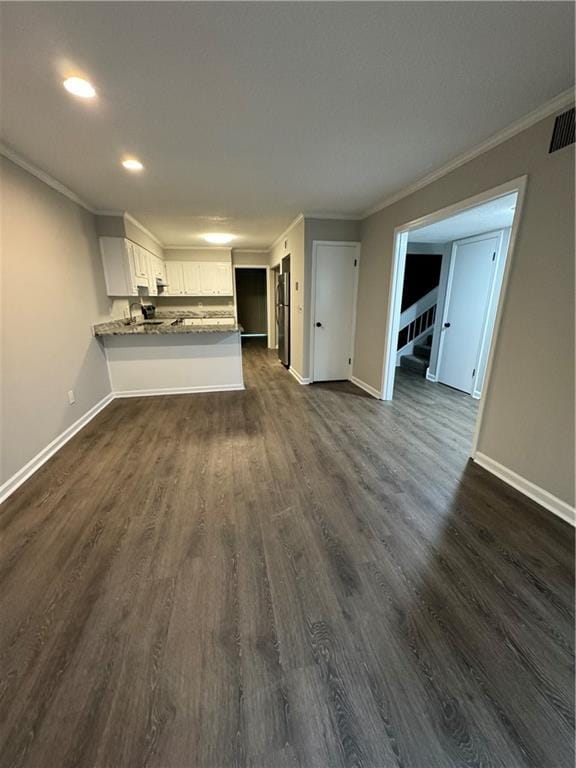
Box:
1 340 574 768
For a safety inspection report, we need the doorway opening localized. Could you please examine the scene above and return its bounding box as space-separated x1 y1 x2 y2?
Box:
381 176 527 456
233 265 271 345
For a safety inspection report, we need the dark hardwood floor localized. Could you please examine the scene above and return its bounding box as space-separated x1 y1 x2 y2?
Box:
1 340 573 768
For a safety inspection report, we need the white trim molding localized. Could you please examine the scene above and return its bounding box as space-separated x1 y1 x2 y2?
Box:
304 211 363 221
364 89 574 218
0 383 248 505
350 376 381 399
289 366 311 385
269 213 304 251
474 453 575 527
115 384 244 398
0 392 114 505
232 248 270 254
0 144 168 247
0 141 96 213
380 176 528 467
425 371 437 383
123 212 164 247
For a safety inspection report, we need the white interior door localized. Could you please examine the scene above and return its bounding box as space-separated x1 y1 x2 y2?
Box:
438 233 499 394
312 242 359 382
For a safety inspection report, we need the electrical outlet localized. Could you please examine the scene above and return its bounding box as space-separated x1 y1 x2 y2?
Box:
67 390 76 404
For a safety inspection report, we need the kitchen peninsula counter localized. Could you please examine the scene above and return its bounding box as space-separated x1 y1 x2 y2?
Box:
94 314 244 396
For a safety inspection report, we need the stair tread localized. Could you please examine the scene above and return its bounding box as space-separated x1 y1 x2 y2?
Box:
413 343 432 361
400 354 428 376
401 354 428 363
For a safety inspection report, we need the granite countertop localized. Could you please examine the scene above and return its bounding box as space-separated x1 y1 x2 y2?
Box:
94 317 241 337
154 310 234 319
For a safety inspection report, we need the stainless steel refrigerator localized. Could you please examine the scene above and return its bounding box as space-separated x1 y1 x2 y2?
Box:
277 273 290 367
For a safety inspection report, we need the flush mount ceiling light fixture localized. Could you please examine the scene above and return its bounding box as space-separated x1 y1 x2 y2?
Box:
121 157 144 172
63 76 96 99
203 233 235 244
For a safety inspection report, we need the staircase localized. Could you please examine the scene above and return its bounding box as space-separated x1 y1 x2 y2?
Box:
399 334 432 376
396 287 437 378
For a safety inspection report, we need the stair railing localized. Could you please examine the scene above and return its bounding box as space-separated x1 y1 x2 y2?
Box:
396 287 438 364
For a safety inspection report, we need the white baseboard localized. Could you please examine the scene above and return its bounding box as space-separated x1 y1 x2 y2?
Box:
474 452 575 527
0 383 248 506
425 370 437 383
115 384 245 398
0 392 114 506
289 367 311 385
350 375 381 399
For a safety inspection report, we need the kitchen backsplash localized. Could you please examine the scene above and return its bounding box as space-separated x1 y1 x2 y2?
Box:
106 294 235 322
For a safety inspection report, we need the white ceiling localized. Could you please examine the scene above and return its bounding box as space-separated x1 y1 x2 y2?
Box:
0 3 573 248
408 193 518 243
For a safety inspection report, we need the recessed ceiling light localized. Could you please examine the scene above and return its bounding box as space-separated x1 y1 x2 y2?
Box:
203 233 234 244
122 158 144 172
63 76 96 99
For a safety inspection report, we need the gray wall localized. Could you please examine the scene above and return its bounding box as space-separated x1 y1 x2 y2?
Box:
1 157 112 484
355 112 575 505
232 250 270 267
95 214 163 258
269 217 360 377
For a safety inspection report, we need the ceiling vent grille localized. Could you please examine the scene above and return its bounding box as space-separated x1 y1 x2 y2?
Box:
548 107 575 153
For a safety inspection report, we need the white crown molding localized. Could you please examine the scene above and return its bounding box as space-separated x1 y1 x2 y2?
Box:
304 211 363 221
270 213 305 251
363 88 576 218
123 212 164 247
232 248 270 254
163 244 233 251
0 143 166 246
0 141 96 213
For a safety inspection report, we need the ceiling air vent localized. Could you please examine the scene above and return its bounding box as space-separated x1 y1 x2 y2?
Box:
548 107 575 153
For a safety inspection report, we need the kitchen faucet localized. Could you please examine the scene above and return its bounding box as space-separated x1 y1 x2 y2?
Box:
128 302 143 323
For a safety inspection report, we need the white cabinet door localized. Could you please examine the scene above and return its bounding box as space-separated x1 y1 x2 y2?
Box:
132 244 148 278
199 263 218 295
215 263 233 295
164 262 185 295
198 262 232 295
182 262 202 294
100 237 137 296
154 256 165 281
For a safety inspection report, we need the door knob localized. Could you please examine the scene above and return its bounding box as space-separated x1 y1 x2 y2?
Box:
444 322 451 328
315 322 322 327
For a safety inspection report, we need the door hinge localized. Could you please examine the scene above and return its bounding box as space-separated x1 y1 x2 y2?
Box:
472 368 476 377
354 259 357 266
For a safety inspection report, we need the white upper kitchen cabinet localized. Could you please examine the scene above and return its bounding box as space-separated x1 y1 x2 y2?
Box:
131 243 149 279
151 255 166 282
200 262 233 295
99 237 151 296
182 262 202 294
214 263 233 295
148 253 167 296
161 260 233 296
164 261 185 295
